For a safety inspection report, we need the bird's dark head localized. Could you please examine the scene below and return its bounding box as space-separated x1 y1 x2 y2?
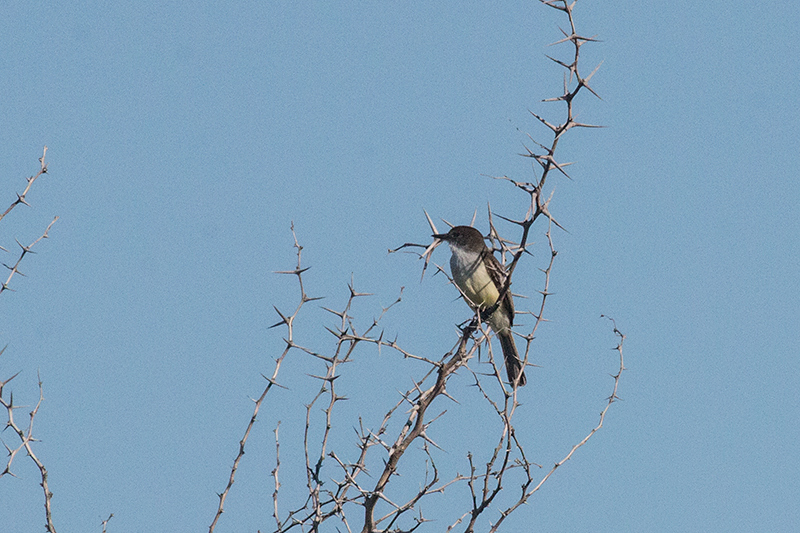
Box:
433 225 486 252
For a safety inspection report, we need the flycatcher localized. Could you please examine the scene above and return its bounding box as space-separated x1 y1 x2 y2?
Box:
434 226 526 386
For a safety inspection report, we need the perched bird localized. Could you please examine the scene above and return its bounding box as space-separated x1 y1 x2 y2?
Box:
433 226 526 386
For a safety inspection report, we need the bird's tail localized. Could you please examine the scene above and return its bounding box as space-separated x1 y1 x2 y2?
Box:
497 330 527 387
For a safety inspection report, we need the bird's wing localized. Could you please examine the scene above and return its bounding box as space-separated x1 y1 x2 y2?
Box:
481 249 514 326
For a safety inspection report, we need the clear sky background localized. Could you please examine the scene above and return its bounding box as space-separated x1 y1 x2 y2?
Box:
2 1 799 532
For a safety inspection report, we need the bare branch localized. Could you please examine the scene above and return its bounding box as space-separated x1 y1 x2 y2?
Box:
209 223 319 533
0 216 58 297
210 3 620 533
0 146 48 224
0 372 57 532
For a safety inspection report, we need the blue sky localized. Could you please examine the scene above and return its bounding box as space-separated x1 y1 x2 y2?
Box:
2 1 799 532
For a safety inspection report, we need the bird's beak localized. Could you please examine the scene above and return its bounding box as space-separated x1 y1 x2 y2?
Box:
432 233 449 240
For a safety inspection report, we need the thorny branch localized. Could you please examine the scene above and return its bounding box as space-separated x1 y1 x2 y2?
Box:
383 1 618 530
0 147 57 297
208 222 322 533
101 513 114 533
0 148 59 533
0 216 59 297
0 146 48 225
513 317 625 507
213 2 623 532
0 372 57 533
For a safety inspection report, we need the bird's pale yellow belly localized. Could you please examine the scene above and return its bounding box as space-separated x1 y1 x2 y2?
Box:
452 256 499 310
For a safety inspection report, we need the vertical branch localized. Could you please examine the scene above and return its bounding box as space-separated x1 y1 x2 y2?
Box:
360 321 482 533
212 3 619 533
0 373 57 532
492 0 603 290
452 1 616 530
490 320 625 532
209 224 321 533
101 513 114 533
271 422 281 531
292 279 373 530
0 149 60 533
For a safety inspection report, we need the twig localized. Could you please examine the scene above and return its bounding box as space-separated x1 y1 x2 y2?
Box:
101 513 114 533
209 223 319 533
0 372 57 532
0 146 48 224
0 216 59 296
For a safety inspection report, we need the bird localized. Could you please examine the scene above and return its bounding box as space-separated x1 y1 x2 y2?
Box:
433 225 526 386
